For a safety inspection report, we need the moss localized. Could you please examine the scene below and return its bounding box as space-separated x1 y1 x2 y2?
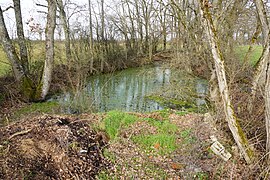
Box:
146 95 198 112
21 76 43 102
21 77 36 101
13 101 60 119
234 117 254 160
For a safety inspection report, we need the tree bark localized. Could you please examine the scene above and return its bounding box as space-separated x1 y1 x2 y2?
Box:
88 0 94 73
255 0 269 46
13 0 29 73
40 0 57 100
249 0 270 112
198 0 253 164
135 1 143 55
0 6 24 81
56 0 71 63
265 61 270 160
100 0 105 72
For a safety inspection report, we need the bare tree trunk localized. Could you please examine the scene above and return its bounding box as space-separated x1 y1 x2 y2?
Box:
56 0 71 63
125 0 136 50
100 0 105 72
0 6 24 81
249 0 270 112
255 0 269 46
13 0 29 74
199 0 253 164
135 1 143 55
162 9 167 51
265 62 270 160
254 0 270 161
88 0 94 73
40 0 57 100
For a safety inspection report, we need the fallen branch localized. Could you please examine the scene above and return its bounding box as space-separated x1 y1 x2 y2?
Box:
9 129 32 140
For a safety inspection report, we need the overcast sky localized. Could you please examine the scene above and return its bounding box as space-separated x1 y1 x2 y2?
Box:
0 0 92 39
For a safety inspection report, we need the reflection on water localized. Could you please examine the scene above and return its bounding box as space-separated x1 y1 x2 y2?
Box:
60 65 208 113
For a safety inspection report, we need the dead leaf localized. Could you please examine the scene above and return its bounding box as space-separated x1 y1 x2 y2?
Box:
171 162 184 170
154 143 160 149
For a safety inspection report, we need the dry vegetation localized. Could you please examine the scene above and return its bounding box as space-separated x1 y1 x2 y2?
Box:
0 111 261 179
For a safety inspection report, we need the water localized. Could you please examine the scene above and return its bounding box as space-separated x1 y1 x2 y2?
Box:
59 65 208 113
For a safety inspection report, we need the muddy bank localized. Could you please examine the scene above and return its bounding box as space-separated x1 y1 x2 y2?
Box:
0 114 110 179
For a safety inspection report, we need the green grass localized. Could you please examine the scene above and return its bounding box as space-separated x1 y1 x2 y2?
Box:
143 118 178 134
132 116 179 155
235 45 263 66
103 148 117 163
175 111 190 116
152 108 171 119
0 41 67 77
132 134 177 155
0 47 11 77
180 129 197 144
97 171 117 180
101 111 179 155
13 101 60 118
194 172 209 180
104 111 138 140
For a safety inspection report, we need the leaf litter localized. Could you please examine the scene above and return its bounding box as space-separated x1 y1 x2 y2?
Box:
0 114 111 179
0 112 259 179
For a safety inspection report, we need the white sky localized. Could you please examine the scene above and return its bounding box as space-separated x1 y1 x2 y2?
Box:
0 0 92 39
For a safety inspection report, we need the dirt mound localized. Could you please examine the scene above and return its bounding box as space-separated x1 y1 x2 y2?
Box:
0 114 110 179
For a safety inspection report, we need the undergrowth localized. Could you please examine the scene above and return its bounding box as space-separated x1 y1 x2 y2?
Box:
132 134 177 155
103 110 138 140
101 110 179 155
13 101 60 119
98 110 201 178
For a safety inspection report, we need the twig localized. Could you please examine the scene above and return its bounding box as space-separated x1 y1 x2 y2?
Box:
36 3 47 8
9 129 32 140
3 6 13 12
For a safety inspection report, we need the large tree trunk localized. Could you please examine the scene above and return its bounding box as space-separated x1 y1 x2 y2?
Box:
254 0 270 162
0 6 24 81
249 0 270 112
198 0 253 164
265 62 270 160
255 0 269 46
40 0 57 100
13 0 29 74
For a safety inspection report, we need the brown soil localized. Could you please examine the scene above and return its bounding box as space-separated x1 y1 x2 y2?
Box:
0 114 110 179
0 112 262 179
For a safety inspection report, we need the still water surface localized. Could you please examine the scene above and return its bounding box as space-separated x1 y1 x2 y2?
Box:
60 65 208 113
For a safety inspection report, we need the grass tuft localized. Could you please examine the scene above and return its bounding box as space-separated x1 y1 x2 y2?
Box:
143 118 178 134
104 110 137 140
132 134 177 155
180 129 196 144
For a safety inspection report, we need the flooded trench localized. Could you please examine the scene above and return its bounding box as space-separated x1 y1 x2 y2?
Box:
60 65 208 113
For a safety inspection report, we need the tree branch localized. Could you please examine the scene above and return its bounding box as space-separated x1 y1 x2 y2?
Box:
36 3 48 8
3 6 13 12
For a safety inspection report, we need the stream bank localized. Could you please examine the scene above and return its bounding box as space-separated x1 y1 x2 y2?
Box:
0 110 257 179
